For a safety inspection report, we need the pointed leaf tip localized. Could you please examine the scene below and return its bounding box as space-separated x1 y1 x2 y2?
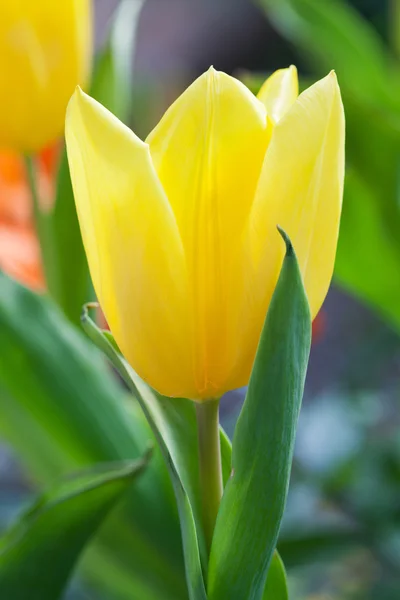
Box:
277 225 294 257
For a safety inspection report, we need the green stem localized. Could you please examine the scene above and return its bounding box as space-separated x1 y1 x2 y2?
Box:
24 155 58 298
196 398 223 554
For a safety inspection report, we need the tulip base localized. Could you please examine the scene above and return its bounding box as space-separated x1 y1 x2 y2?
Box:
195 398 223 555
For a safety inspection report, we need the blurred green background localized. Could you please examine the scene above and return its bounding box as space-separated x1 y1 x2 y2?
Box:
1 0 400 599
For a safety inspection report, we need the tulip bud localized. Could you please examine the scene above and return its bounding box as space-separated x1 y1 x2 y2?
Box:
0 0 92 153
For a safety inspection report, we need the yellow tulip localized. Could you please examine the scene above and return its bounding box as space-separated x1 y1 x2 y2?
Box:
0 0 92 153
65 66 345 400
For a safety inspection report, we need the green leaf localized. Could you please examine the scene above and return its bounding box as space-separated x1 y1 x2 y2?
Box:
333 93 400 331
219 426 233 486
262 552 288 599
335 166 400 331
208 230 311 600
0 455 150 600
50 149 91 324
82 305 211 600
258 0 400 111
0 272 187 600
90 0 145 122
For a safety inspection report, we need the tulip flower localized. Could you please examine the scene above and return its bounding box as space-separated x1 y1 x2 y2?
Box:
66 66 344 400
0 0 92 153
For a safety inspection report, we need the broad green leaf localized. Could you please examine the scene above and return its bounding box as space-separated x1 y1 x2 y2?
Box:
91 0 145 121
335 167 400 330
208 230 311 600
219 419 287 598
81 307 209 600
0 272 187 600
263 552 288 600
258 0 400 111
82 306 216 600
334 95 400 331
0 456 149 600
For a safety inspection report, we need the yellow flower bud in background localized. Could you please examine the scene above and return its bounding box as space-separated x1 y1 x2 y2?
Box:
65 66 345 400
0 0 92 153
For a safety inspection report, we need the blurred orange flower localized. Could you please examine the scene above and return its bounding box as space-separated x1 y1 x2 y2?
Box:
0 145 59 290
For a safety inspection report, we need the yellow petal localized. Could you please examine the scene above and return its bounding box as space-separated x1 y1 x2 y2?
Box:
0 0 92 153
257 65 299 123
247 71 345 326
147 67 270 398
65 88 193 397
